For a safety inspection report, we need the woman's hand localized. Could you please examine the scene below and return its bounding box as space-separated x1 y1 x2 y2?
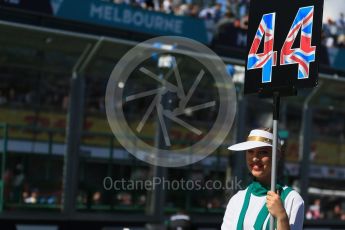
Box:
266 191 290 230
266 191 288 220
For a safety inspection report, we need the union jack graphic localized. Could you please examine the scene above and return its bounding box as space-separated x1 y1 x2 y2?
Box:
247 13 277 83
280 6 316 79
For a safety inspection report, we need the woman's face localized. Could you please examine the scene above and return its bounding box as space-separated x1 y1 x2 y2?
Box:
246 147 272 181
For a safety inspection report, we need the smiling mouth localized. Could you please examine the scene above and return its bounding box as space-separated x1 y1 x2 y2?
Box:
250 163 263 171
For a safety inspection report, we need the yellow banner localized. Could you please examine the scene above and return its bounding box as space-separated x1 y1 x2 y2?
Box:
0 108 231 155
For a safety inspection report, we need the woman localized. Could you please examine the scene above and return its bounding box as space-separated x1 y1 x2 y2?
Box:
221 128 304 230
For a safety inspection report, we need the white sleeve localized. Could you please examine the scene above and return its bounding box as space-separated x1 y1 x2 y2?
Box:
284 191 305 230
221 191 244 230
221 196 235 230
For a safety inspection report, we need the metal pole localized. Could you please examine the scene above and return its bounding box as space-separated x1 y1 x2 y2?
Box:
146 73 168 221
299 83 323 212
46 132 53 180
62 71 85 215
270 92 280 230
232 96 247 190
62 38 104 215
0 124 8 212
299 107 312 208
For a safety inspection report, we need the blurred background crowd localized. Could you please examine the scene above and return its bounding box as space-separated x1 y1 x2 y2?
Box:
103 0 345 48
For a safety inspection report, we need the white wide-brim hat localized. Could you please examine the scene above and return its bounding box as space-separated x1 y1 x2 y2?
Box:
228 129 280 151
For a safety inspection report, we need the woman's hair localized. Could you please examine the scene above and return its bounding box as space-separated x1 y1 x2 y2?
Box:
257 127 282 150
258 127 273 133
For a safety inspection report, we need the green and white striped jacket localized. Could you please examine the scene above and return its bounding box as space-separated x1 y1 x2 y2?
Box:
221 181 304 230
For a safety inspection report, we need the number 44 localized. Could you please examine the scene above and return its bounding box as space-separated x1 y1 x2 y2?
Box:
247 6 316 83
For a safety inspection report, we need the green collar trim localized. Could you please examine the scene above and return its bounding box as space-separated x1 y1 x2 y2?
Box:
236 181 293 230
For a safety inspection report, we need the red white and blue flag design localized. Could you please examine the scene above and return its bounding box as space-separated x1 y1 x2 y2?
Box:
280 6 316 79
247 13 277 83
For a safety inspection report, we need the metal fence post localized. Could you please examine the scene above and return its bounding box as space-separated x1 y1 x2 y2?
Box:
299 83 323 212
0 124 8 212
62 38 104 215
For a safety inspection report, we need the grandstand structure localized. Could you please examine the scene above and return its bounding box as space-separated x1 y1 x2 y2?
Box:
1 1 345 229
